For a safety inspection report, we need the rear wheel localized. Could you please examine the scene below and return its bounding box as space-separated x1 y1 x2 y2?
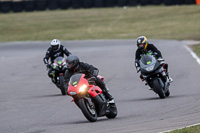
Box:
152 79 166 99
106 104 117 119
78 98 97 122
165 89 170 97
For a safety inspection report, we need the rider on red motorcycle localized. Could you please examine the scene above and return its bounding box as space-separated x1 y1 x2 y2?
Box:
65 55 114 103
135 36 173 83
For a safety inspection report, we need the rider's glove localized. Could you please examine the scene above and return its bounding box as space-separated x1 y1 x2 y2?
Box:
157 58 164 62
87 77 96 85
157 58 165 64
46 64 51 69
135 60 140 73
136 67 141 73
154 52 158 56
92 70 99 77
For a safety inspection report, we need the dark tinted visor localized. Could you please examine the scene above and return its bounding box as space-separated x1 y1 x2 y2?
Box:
67 63 73 68
52 45 58 50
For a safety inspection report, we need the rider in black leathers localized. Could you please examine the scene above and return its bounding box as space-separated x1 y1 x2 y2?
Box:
135 36 173 83
43 39 71 82
65 55 114 103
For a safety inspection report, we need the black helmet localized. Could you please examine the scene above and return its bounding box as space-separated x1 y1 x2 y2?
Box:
136 36 148 50
66 55 79 70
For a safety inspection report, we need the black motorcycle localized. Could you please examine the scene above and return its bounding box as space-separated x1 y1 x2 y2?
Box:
139 55 170 99
51 56 68 95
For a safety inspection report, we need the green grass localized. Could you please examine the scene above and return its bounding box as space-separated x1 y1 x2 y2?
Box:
191 44 200 57
0 5 200 42
166 124 200 133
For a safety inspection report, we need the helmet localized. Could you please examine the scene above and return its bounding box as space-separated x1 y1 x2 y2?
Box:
136 36 148 50
51 39 60 52
66 55 79 70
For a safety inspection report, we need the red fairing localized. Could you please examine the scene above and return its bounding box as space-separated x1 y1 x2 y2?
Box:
88 86 103 97
68 83 77 96
68 74 89 96
68 74 104 97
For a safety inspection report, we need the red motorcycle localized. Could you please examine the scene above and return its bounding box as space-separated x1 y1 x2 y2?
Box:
68 73 117 122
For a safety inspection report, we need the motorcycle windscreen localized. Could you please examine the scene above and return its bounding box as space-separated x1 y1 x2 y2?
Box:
140 55 153 65
140 55 158 74
69 74 83 87
54 56 64 63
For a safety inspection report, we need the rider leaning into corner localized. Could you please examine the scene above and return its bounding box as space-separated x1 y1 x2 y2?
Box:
64 55 115 103
134 36 173 83
43 39 72 83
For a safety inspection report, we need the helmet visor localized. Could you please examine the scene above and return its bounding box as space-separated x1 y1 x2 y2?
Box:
139 44 144 48
52 45 59 50
67 63 74 68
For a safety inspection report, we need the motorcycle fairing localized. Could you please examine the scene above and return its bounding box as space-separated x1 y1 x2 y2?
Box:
52 56 66 72
88 86 103 97
93 94 107 116
140 55 160 74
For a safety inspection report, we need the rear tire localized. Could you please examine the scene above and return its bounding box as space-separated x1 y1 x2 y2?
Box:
78 98 97 122
152 79 166 99
165 89 170 97
106 104 117 119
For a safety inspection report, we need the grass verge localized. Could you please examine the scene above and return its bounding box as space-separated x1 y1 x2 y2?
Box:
0 5 200 42
166 124 200 133
191 43 200 57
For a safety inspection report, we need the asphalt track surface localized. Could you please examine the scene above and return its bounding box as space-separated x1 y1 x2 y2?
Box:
1 40 200 133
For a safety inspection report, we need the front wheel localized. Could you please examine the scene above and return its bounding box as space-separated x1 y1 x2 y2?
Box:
59 75 66 95
152 78 166 99
78 98 97 122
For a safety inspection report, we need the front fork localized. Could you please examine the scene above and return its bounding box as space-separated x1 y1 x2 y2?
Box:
52 71 64 83
142 71 167 89
73 95 95 109
51 71 57 82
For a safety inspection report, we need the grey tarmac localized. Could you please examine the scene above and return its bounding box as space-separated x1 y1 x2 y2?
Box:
0 40 200 133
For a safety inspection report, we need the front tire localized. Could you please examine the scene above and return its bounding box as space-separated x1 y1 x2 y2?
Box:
59 75 66 95
152 78 166 99
78 98 97 122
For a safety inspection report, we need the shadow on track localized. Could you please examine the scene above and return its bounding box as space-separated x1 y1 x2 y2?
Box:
32 94 63 98
21 94 64 100
118 94 189 103
50 117 117 126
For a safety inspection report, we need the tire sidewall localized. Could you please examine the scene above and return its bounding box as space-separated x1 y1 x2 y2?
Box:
78 98 97 122
152 78 166 99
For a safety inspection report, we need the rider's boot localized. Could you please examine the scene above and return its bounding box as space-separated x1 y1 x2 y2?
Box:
140 74 145 81
166 72 173 83
169 77 173 83
102 88 115 104
48 72 56 84
95 77 115 103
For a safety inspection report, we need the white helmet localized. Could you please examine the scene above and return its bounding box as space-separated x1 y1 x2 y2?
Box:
51 39 60 51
